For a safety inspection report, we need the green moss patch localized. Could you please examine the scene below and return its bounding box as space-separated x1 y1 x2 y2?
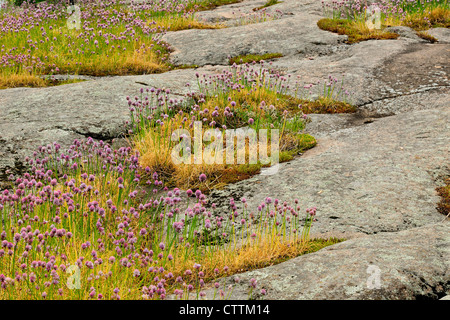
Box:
229 53 284 65
253 0 282 11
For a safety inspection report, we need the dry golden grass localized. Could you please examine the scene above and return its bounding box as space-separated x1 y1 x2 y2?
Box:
321 6 449 44
0 74 47 89
134 85 351 191
416 31 439 43
135 126 317 192
134 117 263 191
160 236 343 290
55 49 168 76
317 18 399 44
0 74 87 89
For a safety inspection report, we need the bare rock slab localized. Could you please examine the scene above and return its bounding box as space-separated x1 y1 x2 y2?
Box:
163 10 346 66
209 105 450 237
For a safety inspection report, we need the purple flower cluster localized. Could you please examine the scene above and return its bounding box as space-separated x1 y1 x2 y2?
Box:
0 0 205 78
0 133 317 300
322 0 445 26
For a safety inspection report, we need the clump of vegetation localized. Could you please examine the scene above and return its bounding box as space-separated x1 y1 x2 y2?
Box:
299 96 356 114
0 73 87 88
416 31 438 43
437 177 450 217
130 64 315 191
0 137 340 300
317 18 399 44
320 0 449 42
296 74 355 113
0 0 224 89
229 53 283 65
130 62 354 191
0 74 47 89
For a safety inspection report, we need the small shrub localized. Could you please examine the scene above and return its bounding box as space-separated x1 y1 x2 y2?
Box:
0 137 338 300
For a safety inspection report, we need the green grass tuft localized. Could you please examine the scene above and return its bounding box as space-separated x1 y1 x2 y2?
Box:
254 0 282 11
229 53 283 65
